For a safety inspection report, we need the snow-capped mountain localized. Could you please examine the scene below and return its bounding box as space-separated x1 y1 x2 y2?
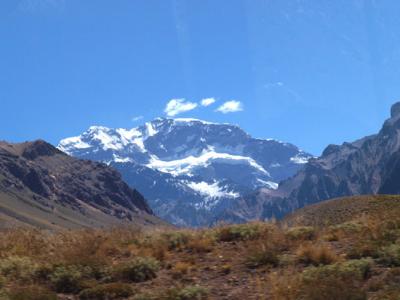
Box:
59 118 312 226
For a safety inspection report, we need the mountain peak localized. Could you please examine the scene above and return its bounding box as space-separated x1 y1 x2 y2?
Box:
391 102 400 118
21 140 62 160
59 118 312 226
0 140 62 160
172 118 216 125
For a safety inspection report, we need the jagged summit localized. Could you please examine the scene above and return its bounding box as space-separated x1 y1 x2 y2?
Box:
390 101 400 118
220 102 400 224
59 117 312 226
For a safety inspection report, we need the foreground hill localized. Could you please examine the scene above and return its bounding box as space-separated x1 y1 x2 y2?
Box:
221 102 400 223
58 118 311 226
1 195 400 299
284 195 400 227
0 140 162 229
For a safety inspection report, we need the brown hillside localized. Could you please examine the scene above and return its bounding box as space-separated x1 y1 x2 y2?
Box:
283 195 400 227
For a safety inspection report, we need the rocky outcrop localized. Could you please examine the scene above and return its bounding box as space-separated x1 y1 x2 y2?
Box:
220 102 400 223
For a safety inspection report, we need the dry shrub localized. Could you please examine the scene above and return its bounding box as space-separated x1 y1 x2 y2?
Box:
367 267 400 294
163 285 209 300
296 243 338 266
346 240 381 260
219 264 231 275
52 230 111 267
246 243 280 268
368 268 400 299
323 221 364 241
79 283 134 300
46 227 144 267
246 224 289 268
171 262 192 279
5 285 57 300
186 236 214 253
260 225 288 247
161 231 192 251
0 229 49 259
147 244 168 262
268 269 302 300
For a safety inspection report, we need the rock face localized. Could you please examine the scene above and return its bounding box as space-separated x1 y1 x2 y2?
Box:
0 140 160 229
221 102 400 223
59 118 312 226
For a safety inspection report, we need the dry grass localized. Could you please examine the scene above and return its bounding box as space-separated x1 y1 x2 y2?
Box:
295 243 339 266
1 195 400 299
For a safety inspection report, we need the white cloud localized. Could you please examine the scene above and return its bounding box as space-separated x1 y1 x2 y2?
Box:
201 98 216 107
164 99 198 117
216 100 243 114
131 116 143 122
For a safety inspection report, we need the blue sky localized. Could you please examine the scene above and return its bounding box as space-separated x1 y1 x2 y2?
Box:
1 0 400 155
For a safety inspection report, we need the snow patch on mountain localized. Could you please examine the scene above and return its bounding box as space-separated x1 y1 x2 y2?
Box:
187 181 239 199
187 181 239 210
145 122 158 137
290 153 310 164
58 136 91 151
257 179 279 190
173 118 216 125
146 150 270 177
87 126 124 151
112 154 134 163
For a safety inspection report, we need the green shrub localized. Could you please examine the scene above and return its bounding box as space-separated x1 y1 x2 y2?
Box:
367 267 400 295
162 232 191 250
217 224 261 242
332 222 363 234
0 289 7 300
165 286 209 300
132 293 155 300
49 265 90 293
79 283 134 300
376 220 400 243
0 256 39 283
115 257 159 282
295 259 372 300
246 245 279 268
286 226 315 241
371 288 400 300
378 244 400 266
346 240 381 259
299 276 367 300
336 259 373 280
302 259 372 282
6 286 57 300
